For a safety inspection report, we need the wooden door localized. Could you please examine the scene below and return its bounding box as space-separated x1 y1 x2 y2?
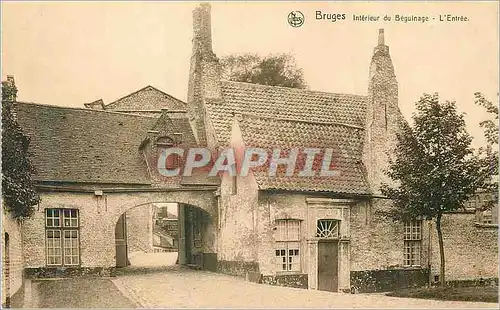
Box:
115 214 128 267
317 241 339 292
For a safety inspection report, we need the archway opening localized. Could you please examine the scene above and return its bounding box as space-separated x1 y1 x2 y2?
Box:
114 202 214 271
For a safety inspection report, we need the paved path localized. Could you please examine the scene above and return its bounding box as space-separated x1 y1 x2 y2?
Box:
31 277 136 308
114 266 498 308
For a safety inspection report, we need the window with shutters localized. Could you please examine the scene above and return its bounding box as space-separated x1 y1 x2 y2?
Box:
275 219 301 272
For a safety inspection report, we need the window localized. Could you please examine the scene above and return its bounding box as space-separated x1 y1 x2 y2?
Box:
404 220 421 267
275 220 300 272
157 136 180 170
45 209 80 266
316 219 340 238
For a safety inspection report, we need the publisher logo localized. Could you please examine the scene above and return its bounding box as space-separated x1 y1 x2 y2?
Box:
288 11 305 27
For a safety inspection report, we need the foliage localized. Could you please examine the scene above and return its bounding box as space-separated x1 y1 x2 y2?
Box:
220 53 307 89
474 92 498 146
380 93 489 287
2 80 40 219
473 92 498 209
381 93 486 221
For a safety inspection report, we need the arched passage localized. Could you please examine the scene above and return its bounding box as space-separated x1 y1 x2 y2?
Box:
113 199 217 271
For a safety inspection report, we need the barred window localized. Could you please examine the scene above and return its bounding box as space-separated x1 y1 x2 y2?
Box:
275 220 301 272
45 209 80 266
404 220 421 267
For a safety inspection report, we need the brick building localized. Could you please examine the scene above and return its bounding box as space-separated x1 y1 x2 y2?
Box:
2 2 498 296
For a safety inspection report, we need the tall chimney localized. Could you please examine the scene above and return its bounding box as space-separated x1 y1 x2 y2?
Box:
363 29 404 194
186 2 222 148
378 29 385 46
193 3 213 54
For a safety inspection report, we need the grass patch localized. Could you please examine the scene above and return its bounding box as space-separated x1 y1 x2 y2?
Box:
387 286 499 303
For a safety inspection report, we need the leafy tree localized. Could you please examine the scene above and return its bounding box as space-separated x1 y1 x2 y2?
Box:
474 92 498 206
474 92 498 146
2 77 40 219
380 93 488 287
220 53 307 89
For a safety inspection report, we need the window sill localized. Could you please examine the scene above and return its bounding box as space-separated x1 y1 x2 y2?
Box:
474 222 499 228
275 271 302 276
401 265 423 269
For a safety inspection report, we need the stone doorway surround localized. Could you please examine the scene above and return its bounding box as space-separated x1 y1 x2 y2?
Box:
305 198 353 292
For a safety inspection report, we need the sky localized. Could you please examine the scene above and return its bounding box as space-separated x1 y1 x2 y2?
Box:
2 1 498 148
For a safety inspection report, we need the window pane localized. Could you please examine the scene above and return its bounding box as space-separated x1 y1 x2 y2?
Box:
46 229 62 266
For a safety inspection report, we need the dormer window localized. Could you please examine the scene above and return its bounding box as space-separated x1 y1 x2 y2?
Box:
156 136 180 170
156 136 175 148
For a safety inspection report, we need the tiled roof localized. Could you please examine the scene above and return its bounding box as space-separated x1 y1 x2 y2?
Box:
237 114 370 194
105 85 186 112
207 81 367 145
15 102 157 185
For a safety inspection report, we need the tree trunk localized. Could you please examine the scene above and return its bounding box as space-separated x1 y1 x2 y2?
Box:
436 213 446 287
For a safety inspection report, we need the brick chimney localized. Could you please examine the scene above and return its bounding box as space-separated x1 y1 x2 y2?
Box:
187 3 223 148
362 29 405 194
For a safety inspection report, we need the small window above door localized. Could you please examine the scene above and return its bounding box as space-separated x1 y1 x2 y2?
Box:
316 219 340 239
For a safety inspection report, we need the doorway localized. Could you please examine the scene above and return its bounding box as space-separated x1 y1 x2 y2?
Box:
317 240 339 292
115 214 128 267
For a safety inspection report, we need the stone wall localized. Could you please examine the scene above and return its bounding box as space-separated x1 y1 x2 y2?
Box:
429 211 498 281
2 209 25 307
126 205 153 253
350 199 432 271
217 171 260 275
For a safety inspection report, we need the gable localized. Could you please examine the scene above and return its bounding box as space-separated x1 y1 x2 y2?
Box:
105 86 186 112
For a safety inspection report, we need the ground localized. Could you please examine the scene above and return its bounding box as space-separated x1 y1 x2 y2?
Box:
26 269 498 308
24 252 498 308
387 286 499 303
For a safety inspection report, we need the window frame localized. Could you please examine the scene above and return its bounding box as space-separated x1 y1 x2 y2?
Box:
403 220 422 267
45 208 81 267
275 219 301 273
156 136 181 170
316 219 340 239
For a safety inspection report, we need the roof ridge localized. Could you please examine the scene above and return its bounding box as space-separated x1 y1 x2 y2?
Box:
16 101 158 119
104 85 187 108
238 112 365 130
222 80 368 98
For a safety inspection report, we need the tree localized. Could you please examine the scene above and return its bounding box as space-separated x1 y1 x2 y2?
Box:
474 92 498 210
380 93 488 287
474 92 498 146
220 53 307 89
2 77 40 219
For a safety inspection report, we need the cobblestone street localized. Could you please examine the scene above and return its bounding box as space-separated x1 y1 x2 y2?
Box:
111 266 498 309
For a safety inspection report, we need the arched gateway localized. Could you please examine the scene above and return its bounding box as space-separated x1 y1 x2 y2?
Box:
22 186 219 277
